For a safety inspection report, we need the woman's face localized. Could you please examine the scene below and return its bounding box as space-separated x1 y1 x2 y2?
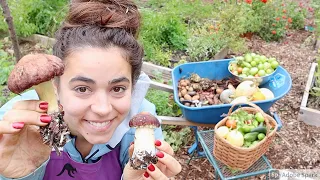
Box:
56 47 132 144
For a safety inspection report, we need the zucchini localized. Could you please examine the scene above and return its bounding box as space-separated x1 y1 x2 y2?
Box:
244 132 259 142
250 126 267 134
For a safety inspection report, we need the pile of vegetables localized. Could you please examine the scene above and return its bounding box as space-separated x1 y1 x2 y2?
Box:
229 53 279 78
216 109 274 148
225 80 275 104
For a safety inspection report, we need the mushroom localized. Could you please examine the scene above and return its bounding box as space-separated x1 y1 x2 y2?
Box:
7 54 69 154
129 112 161 170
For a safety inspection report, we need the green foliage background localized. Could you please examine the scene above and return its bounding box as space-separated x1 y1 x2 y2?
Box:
0 0 67 37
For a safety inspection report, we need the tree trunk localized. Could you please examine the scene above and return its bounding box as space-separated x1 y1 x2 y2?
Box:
0 0 21 62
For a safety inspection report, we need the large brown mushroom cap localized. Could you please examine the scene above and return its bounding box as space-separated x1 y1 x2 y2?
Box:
7 54 64 94
129 112 160 128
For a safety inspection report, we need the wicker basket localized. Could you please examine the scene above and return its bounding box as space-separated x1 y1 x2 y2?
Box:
213 102 278 171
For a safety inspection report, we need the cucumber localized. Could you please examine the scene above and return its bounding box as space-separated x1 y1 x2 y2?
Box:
250 140 260 147
242 125 255 133
258 133 266 140
243 141 252 148
258 122 264 127
250 126 267 134
244 132 259 142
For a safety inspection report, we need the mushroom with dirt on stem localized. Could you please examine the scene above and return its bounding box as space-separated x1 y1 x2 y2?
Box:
129 112 161 170
7 53 70 155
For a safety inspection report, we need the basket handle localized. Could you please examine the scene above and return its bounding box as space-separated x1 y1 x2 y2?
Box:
227 102 273 135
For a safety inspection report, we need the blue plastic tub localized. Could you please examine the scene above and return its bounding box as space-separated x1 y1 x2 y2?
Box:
172 59 292 124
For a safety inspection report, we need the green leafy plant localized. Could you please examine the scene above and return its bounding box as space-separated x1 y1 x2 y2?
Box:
139 0 219 66
162 125 192 152
186 24 227 61
313 0 320 39
142 43 172 67
218 3 250 52
0 49 14 85
145 89 181 117
144 0 218 27
286 2 307 30
254 1 306 41
139 8 188 66
0 41 16 107
0 0 68 37
140 9 188 50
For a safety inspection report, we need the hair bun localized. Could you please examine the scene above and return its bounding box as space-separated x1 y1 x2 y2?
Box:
65 0 140 36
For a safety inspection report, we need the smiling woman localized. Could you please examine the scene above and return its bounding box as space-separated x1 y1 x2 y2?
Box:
0 0 181 180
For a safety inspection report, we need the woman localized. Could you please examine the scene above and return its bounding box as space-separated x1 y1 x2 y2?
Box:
0 0 181 179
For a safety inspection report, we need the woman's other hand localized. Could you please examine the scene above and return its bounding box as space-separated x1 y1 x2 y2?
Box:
0 100 52 178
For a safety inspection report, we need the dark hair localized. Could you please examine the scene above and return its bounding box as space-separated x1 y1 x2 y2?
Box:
53 0 143 84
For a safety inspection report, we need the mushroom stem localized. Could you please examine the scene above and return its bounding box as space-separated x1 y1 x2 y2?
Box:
33 80 59 114
130 126 158 169
134 127 156 155
34 80 69 155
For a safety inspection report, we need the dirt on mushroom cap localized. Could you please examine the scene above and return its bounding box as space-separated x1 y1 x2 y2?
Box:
7 54 64 94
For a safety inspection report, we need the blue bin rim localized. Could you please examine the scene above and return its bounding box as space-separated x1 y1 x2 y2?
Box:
171 59 292 110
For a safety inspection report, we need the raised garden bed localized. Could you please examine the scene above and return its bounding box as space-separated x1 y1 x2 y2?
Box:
298 63 320 127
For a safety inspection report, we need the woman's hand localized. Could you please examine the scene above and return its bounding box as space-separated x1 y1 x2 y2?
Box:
123 140 182 180
0 100 52 178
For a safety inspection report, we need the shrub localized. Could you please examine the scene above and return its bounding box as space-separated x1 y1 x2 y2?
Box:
186 24 227 61
139 8 188 67
286 2 307 30
218 3 251 52
139 0 220 66
0 0 68 37
0 43 14 85
162 125 192 152
0 41 16 106
145 89 181 117
140 9 188 51
254 1 306 41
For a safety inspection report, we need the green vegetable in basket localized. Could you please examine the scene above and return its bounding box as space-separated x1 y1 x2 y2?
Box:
244 132 259 142
258 133 266 140
243 141 252 147
255 112 264 123
252 120 259 127
250 126 267 134
242 124 255 133
250 141 260 147
248 113 254 120
237 127 245 135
